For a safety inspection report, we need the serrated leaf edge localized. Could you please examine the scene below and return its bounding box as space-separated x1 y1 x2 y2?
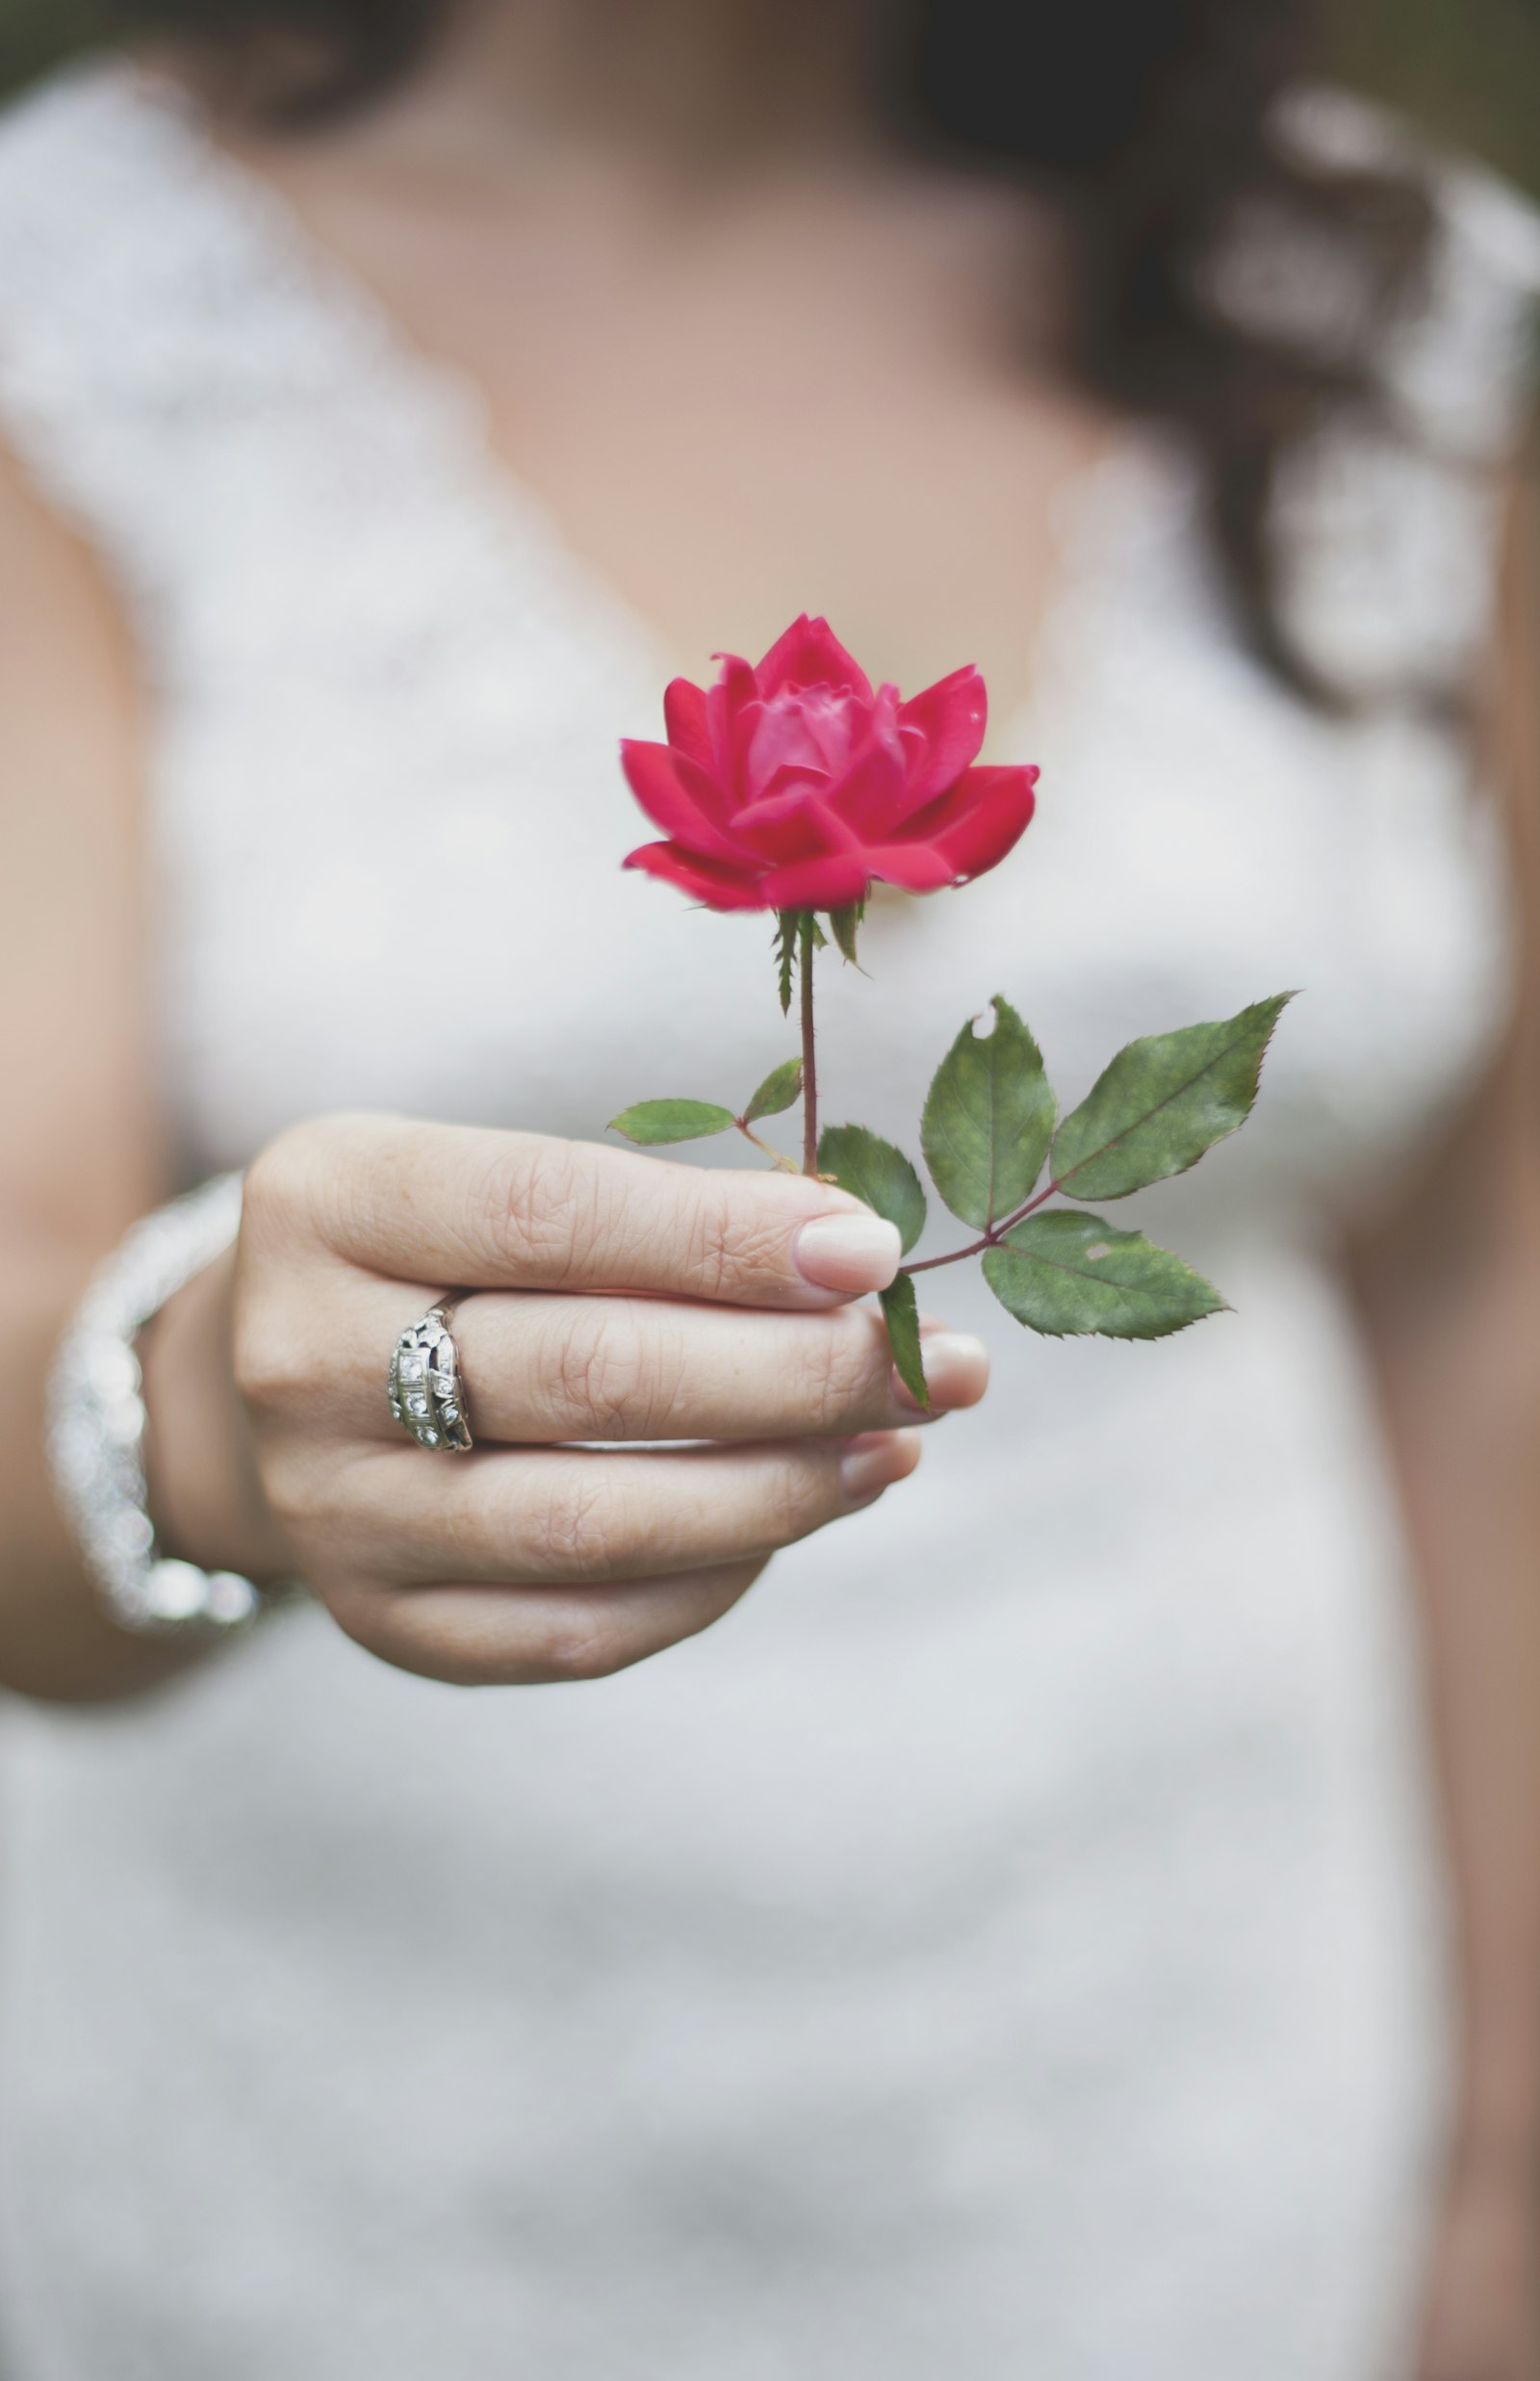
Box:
816 1123 928 1255
983 1220 1230 1342
743 1058 803 1125
1052 992 1296 1202
919 996 1055 1231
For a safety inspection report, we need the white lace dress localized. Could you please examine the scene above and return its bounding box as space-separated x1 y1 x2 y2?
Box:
0 63 1537 2381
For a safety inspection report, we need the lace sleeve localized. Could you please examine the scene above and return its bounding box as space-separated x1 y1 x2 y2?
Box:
1263 88 1540 701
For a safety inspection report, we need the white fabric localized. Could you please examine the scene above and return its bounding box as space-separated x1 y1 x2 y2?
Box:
0 62 1536 2381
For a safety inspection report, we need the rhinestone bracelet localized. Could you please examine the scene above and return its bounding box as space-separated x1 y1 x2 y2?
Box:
46 1172 269 1634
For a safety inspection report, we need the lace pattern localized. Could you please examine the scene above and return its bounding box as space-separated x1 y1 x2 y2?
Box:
0 59 1535 2381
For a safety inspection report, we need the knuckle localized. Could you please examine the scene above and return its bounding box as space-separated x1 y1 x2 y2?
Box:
528 1468 627 1580
542 1307 658 1438
769 1451 836 1545
808 1314 881 1429
487 1139 596 1282
230 1303 300 1419
241 1121 335 1238
253 1456 316 1536
687 1181 784 1303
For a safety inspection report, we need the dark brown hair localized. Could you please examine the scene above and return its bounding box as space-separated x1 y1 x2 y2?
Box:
113 0 1435 701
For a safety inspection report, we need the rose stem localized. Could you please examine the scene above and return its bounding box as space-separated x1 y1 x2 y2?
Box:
899 1175 1065 1277
798 910 819 1176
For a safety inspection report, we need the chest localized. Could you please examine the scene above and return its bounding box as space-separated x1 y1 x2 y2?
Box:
222 145 1107 714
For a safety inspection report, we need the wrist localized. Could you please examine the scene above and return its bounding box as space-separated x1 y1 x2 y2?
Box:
140 1242 292 1584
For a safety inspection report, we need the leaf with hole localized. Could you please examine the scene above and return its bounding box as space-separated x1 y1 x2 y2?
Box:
743 1059 803 1124
1050 993 1293 1203
816 1125 927 1254
982 1209 1227 1339
607 1099 737 1147
879 1273 928 1408
920 996 1055 1229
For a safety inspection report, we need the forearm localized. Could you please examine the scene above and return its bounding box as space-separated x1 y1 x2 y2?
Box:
1358 1241 1540 2172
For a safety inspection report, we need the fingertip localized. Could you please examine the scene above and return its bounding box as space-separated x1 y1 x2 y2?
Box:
904 1328 990 1412
792 1211 903 1299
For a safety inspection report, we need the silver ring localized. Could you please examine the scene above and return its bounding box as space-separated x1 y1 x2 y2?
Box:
389 1299 474 1452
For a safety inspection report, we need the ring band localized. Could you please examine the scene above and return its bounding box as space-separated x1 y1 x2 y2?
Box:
389 1299 474 1452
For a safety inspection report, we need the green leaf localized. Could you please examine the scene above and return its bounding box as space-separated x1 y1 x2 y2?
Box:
816 1124 927 1255
920 996 1055 1230
1050 993 1294 1203
982 1209 1227 1340
743 1058 803 1124
880 1273 928 1408
608 1099 737 1146
827 899 866 966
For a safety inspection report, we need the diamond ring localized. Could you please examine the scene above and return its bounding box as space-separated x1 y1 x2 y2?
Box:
389 1300 474 1453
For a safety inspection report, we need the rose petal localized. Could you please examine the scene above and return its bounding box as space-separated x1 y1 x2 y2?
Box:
757 852 874 909
861 842 957 893
733 789 858 865
662 677 713 772
895 666 988 809
623 840 770 910
745 696 834 796
707 654 761 800
754 762 833 803
929 764 1040 882
620 741 741 862
753 614 873 702
824 692 908 838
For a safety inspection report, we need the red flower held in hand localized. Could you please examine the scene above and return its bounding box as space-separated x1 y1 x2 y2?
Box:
621 614 1039 913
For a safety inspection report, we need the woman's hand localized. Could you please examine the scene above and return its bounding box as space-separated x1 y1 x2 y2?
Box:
191 1113 986 1686
1414 2149 1540 2381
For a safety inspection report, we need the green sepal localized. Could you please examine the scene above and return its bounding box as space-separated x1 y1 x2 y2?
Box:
827 898 866 966
982 1209 1227 1340
879 1273 928 1408
743 1058 803 1124
816 1124 927 1255
608 1099 737 1147
774 912 800 1016
1051 993 1294 1203
774 908 830 1012
920 996 1055 1230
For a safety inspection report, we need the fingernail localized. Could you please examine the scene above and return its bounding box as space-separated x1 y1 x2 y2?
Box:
841 1430 922 1505
900 1330 990 1411
793 1211 903 1295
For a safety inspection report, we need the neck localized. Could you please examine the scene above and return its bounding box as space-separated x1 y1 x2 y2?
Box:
333 0 876 177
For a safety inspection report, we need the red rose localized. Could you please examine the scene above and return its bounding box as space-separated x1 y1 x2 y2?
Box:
621 614 1039 914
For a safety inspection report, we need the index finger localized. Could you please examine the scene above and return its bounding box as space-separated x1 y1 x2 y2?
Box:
253 1113 904 1308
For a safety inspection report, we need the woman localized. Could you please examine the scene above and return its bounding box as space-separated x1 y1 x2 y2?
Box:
0 1 1537 2372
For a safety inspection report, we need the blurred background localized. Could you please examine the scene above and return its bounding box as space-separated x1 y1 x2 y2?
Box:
0 0 1534 191
0 0 1535 194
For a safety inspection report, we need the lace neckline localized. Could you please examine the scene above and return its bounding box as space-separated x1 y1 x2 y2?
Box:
116 58 1162 746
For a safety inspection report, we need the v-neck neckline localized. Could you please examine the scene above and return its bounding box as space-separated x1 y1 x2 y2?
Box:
124 58 1152 753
